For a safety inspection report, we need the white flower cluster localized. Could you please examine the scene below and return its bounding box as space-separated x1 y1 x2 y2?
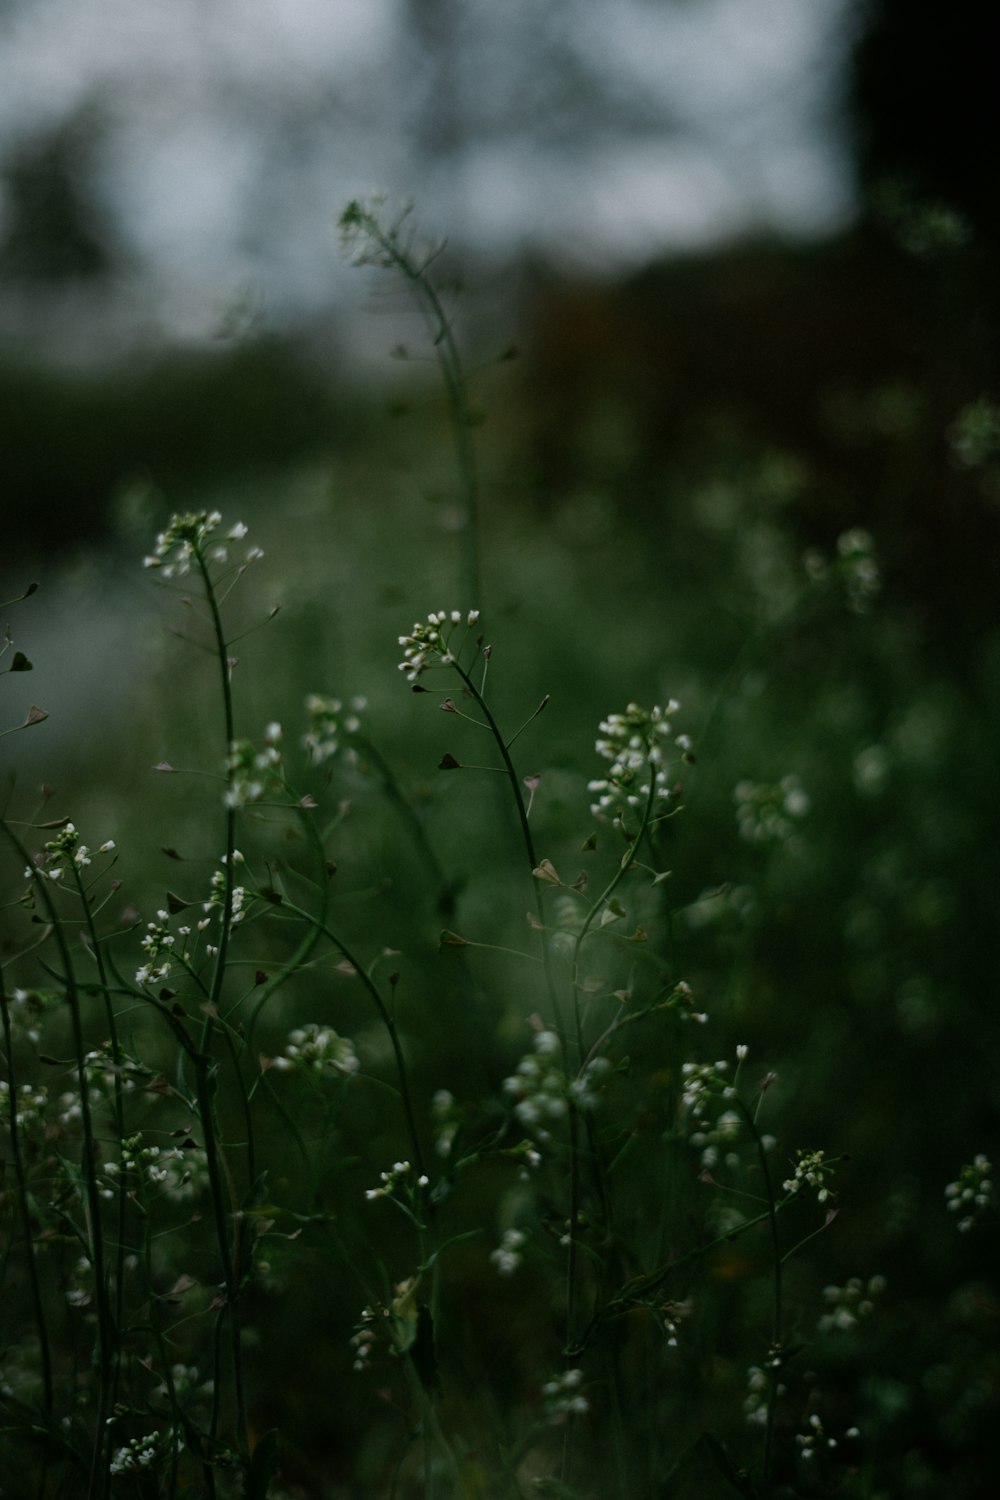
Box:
660 1299 690 1348
272 1024 359 1077
689 1108 743 1171
143 511 263 578
803 527 881 614
680 1059 733 1120
796 1412 859 1460
818 1275 886 1333
397 609 480 683
490 1228 527 1276
502 1030 567 1139
350 1306 378 1372
783 1148 835 1204
667 979 709 1026
136 910 176 987
225 723 284 808
734 775 810 845
588 701 692 824
24 823 115 884
105 1135 209 1201
431 1088 459 1158
203 859 248 939
4 989 46 1044
109 1433 158 1475
155 1364 213 1404
744 1363 785 1427
302 694 367 766
945 1153 993 1232
0 1079 48 1132
569 1056 613 1110
949 396 1000 468
364 1159 428 1202
542 1368 589 1423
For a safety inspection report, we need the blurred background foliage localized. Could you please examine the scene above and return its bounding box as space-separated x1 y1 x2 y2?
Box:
2 0 999 1495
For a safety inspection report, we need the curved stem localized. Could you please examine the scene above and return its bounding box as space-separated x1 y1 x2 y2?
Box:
281 901 427 1182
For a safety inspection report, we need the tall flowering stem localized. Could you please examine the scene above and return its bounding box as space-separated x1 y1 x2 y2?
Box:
0 964 54 1419
2 820 115 1496
341 197 483 605
144 510 266 1469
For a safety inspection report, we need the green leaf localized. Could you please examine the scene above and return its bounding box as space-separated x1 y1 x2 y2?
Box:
11 652 31 672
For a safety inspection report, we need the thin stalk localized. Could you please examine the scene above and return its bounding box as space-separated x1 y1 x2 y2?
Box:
737 1099 783 1497
0 973 54 1417
3 823 115 1498
191 545 249 1466
357 215 482 605
71 864 128 1409
570 775 658 1065
354 733 455 914
280 901 426 1182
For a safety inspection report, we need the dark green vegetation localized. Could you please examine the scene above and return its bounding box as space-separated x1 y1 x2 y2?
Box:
2 199 999 1500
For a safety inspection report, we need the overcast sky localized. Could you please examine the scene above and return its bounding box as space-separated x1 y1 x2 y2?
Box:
0 0 860 340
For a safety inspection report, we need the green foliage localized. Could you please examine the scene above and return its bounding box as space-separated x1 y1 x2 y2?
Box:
1 203 998 1500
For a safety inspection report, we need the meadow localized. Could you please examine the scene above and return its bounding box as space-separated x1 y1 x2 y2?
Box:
1 199 998 1498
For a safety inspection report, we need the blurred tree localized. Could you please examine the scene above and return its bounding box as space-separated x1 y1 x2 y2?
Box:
0 106 119 282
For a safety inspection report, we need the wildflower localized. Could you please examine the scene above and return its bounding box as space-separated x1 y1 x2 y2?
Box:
818 1275 886 1333
804 528 881 614
660 1299 691 1347
203 867 251 936
689 1108 743 1170
0 1079 48 1132
588 701 692 824
154 1365 213 1403
734 776 810 844
490 1228 527 1276
667 979 709 1024
502 1029 568 1140
783 1148 836 1204
744 1363 786 1427
365 1159 413 1201
225 726 285 808
945 1154 994 1232
949 397 1000 468
680 1059 732 1119
271 1024 359 1077
143 510 222 577
542 1367 589 1423
397 610 481 683
431 1088 459 1158
109 1434 159 1475
136 911 175 986
568 1055 612 1110
350 1307 378 1372
302 694 368 765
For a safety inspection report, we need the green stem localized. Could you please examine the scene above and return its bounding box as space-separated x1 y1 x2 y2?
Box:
0 973 54 1418
3 822 115 1497
364 221 482 605
192 545 249 1466
281 901 427 1182
736 1099 782 1497
72 864 129 1411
